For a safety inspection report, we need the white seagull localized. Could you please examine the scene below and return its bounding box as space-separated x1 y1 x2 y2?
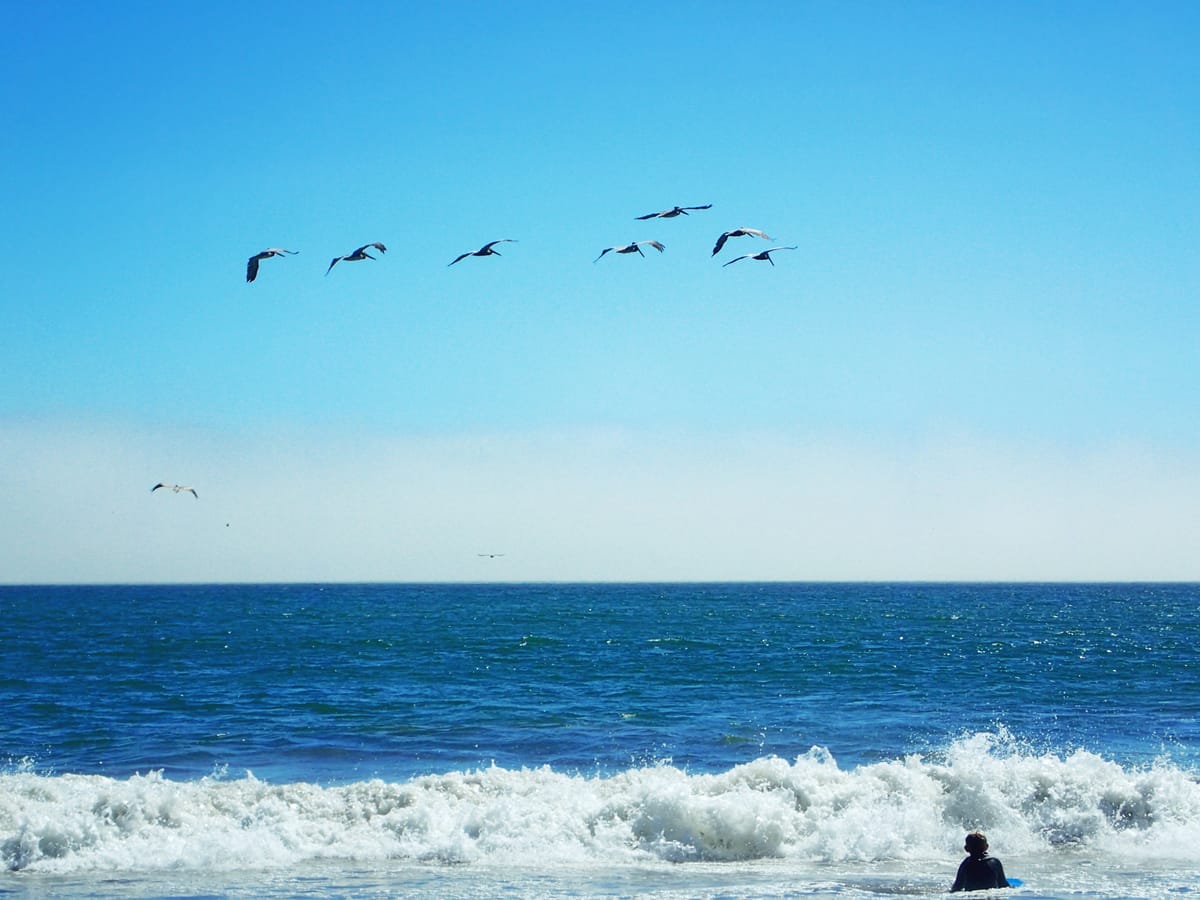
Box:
246 248 298 283
152 483 198 498
711 228 773 257
326 242 387 275
594 240 665 262
636 204 712 220
449 239 517 266
722 246 798 267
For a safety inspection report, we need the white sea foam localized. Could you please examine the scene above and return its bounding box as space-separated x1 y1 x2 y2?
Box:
2 734 1197 877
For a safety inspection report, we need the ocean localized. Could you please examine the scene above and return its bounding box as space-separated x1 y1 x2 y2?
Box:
1 582 1197 898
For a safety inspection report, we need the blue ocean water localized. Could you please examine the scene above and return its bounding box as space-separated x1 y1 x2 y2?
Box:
1 582 1198 898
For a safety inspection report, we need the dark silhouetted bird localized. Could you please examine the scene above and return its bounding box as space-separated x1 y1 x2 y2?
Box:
449 239 517 266
711 228 772 257
152 483 198 498
636 204 711 220
594 240 665 262
326 242 387 275
246 248 298 283
722 246 798 267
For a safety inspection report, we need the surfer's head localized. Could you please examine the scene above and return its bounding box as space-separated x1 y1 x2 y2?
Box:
964 831 989 856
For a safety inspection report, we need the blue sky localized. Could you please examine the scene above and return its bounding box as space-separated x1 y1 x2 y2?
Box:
3 2 1197 582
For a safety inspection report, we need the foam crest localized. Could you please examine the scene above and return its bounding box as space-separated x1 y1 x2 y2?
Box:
934 730 1200 860
2 734 1197 875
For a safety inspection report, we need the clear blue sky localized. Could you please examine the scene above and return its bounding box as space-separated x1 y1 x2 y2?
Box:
3 2 1198 582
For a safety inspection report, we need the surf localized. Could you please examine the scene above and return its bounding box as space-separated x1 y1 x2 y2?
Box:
4 734 1197 876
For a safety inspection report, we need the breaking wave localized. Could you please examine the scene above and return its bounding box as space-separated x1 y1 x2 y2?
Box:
3 731 1198 875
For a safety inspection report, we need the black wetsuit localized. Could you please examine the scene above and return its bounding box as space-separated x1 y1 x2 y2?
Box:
950 854 1010 892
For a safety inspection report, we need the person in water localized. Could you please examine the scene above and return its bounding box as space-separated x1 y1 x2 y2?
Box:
950 831 1011 892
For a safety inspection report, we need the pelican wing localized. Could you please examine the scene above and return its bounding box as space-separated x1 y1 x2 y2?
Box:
482 239 516 251
246 256 260 282
634 211 661 220
325 256 342 275
682 204 712 211
712 233 729 256
360 242 387 254
642 240 666 253
722 253 752 267
594 247 615 262
152 483 166 492
448 251 471 266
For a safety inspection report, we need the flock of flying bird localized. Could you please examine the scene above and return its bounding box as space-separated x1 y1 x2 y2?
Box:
243 204 797 282
165 203 796 512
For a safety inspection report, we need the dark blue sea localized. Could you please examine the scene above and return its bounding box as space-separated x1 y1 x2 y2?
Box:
2 583 1198 898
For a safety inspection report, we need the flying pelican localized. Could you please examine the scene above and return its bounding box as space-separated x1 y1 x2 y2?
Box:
635 204 712 220
246 248 298 283
594 240 665 262
152 483 198 498
477 553 506 558
722 246 798 267
449 239 517 266
711 228 773 257
326 242 387 275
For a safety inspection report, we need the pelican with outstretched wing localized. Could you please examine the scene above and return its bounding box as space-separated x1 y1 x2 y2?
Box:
449 239 517 266
636 204 711 220
594 240 665 262
326 242 387 275
711 228 772 257
246 248 298 282
722 246 798 267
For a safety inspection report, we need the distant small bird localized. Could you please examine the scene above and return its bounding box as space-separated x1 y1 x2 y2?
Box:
711 228 773 257
449 239 517 266
246 248 298 283
594 240 666 262
722 246 798 267
326 242 387 275
477 553 505 558
152 483 198 498
636 204 712 220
